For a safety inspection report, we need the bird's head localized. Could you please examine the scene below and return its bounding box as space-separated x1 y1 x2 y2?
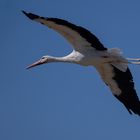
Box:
26 56 51 69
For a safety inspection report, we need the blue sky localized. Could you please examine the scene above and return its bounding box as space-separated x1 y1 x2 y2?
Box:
1 0 140 140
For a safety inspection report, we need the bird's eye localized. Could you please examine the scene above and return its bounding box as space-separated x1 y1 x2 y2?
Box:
42 57 45 59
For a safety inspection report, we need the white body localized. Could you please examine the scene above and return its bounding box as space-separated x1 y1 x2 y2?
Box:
23 11 140 116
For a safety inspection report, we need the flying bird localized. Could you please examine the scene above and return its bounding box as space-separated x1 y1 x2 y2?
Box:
23 10 140 116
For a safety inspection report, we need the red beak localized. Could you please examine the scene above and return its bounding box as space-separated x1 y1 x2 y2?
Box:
26 59 43 69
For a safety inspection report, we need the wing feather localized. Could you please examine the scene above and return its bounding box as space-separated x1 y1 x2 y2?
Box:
22 11 107 52
96 64 140 115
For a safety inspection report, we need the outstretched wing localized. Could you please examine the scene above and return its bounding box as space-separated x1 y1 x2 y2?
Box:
22 11 107 52
96 64 140 115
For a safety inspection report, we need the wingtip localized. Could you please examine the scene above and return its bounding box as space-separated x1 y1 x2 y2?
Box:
22 10 39 20
22 10 29 17
21 10 26 14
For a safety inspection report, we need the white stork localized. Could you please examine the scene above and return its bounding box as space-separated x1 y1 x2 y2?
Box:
23 11 140 116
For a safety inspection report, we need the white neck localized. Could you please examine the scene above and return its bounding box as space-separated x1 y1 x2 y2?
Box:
46 51 83 65
47 55 75 64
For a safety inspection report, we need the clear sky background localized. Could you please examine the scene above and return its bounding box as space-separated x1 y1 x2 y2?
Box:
1 0 140 140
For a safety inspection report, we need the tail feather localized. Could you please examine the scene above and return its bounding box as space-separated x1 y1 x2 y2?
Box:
108 48 123 56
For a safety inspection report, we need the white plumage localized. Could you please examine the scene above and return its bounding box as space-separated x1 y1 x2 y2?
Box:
23 11 140 116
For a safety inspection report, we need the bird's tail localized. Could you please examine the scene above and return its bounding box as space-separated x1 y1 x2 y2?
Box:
108 48 140 63
107 48 128 72
108 48 140 65
107 48 123 56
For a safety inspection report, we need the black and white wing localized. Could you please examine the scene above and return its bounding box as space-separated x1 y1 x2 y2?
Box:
22 11 107 52
22 11 140 115
96 64 140 115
